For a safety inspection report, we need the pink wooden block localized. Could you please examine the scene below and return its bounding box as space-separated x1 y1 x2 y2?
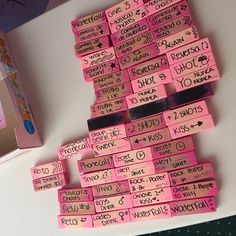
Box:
92 181 130 199
128 54 169 80
164 101 209 126
151 136 195 159
57 137 92 160
129 203 171 222
174 65 220 91
130 127 171 149
58 187 93 203
92 209 131 227
94 194 133 213
115 161 155 181
168 114 215 139
113 147 153 167
154 151 197 173
60 201 95 215
58 215 93 229
170 197 217 216
171 180 218 200
126 85 167 109
156 26 199 55
169 163 215 186
31 160 66 180
108 5 148 33
78 156 114 174
0 101 6 129
131 68 172 93
80 169 117 187
129 172 170 193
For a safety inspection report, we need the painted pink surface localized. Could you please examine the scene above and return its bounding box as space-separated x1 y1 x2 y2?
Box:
58 215 93 229
0 101 7 129
60 201 95 215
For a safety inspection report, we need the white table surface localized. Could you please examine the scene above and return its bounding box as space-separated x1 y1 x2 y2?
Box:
1 0 236 235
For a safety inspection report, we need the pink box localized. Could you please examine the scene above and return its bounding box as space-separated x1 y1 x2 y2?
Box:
58 187 93 203
129 203 171 222
170 197 217 216
57 137 92 160
118 43 159 70
33 173 68 192
93 70 130 91
164 101 209 126
151 136 195 159
128 54 169 80
115 161 155 181
108 5 148 33
130 127 171 149
174 65 220 91
80 169 117 187
154 151 197 173
60 201 95 215
169 163 215 186
126 85 167 109
94 194 133 213
92 181 130 199
168 114 215 139
111 19 149 46
78 156 114 174
131 68 172 93
0 101 6 129
58 215 93 229
90 97 127 118
83 59 120 82
113 147 153 167
129 172 170 193
126 114 166 137
89 124 127 145
171 180 218 200
92 209 131 227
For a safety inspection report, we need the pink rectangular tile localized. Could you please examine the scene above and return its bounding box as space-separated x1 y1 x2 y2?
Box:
168 114 215 139
60 201 95 215
58 215 93 229
0 101 6 129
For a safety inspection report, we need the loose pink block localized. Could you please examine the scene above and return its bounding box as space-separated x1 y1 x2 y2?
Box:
128 54 169 80
31 160 66 180
89 124 127 145
108 5 148 33
80 169 117 187
169 163 215 186
170 51 216 78
168 114 215 139
156 26 199 55
170 197 217 216
151 136 195 159
57 137 92 160
58 215 93 229
111 19 149 46
94 194 133 213
167 38 212 65
164 101 209 126
0 101 6 129
115 161 155 181
174 65 220 91
106 0 144 21
92 181 130 199
129 203 171 222
71 11 107 33
113 147 153 167
78 156 114 174
33 173 68 192
83 59 120 82
171 180 218 200
126 85 167 109
154 151 197 173
92 209 131 227
131 68 172 92
60 201 95 215
79 47 116 69
130 127 171 149
58 188 93 203
129 172 170 193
